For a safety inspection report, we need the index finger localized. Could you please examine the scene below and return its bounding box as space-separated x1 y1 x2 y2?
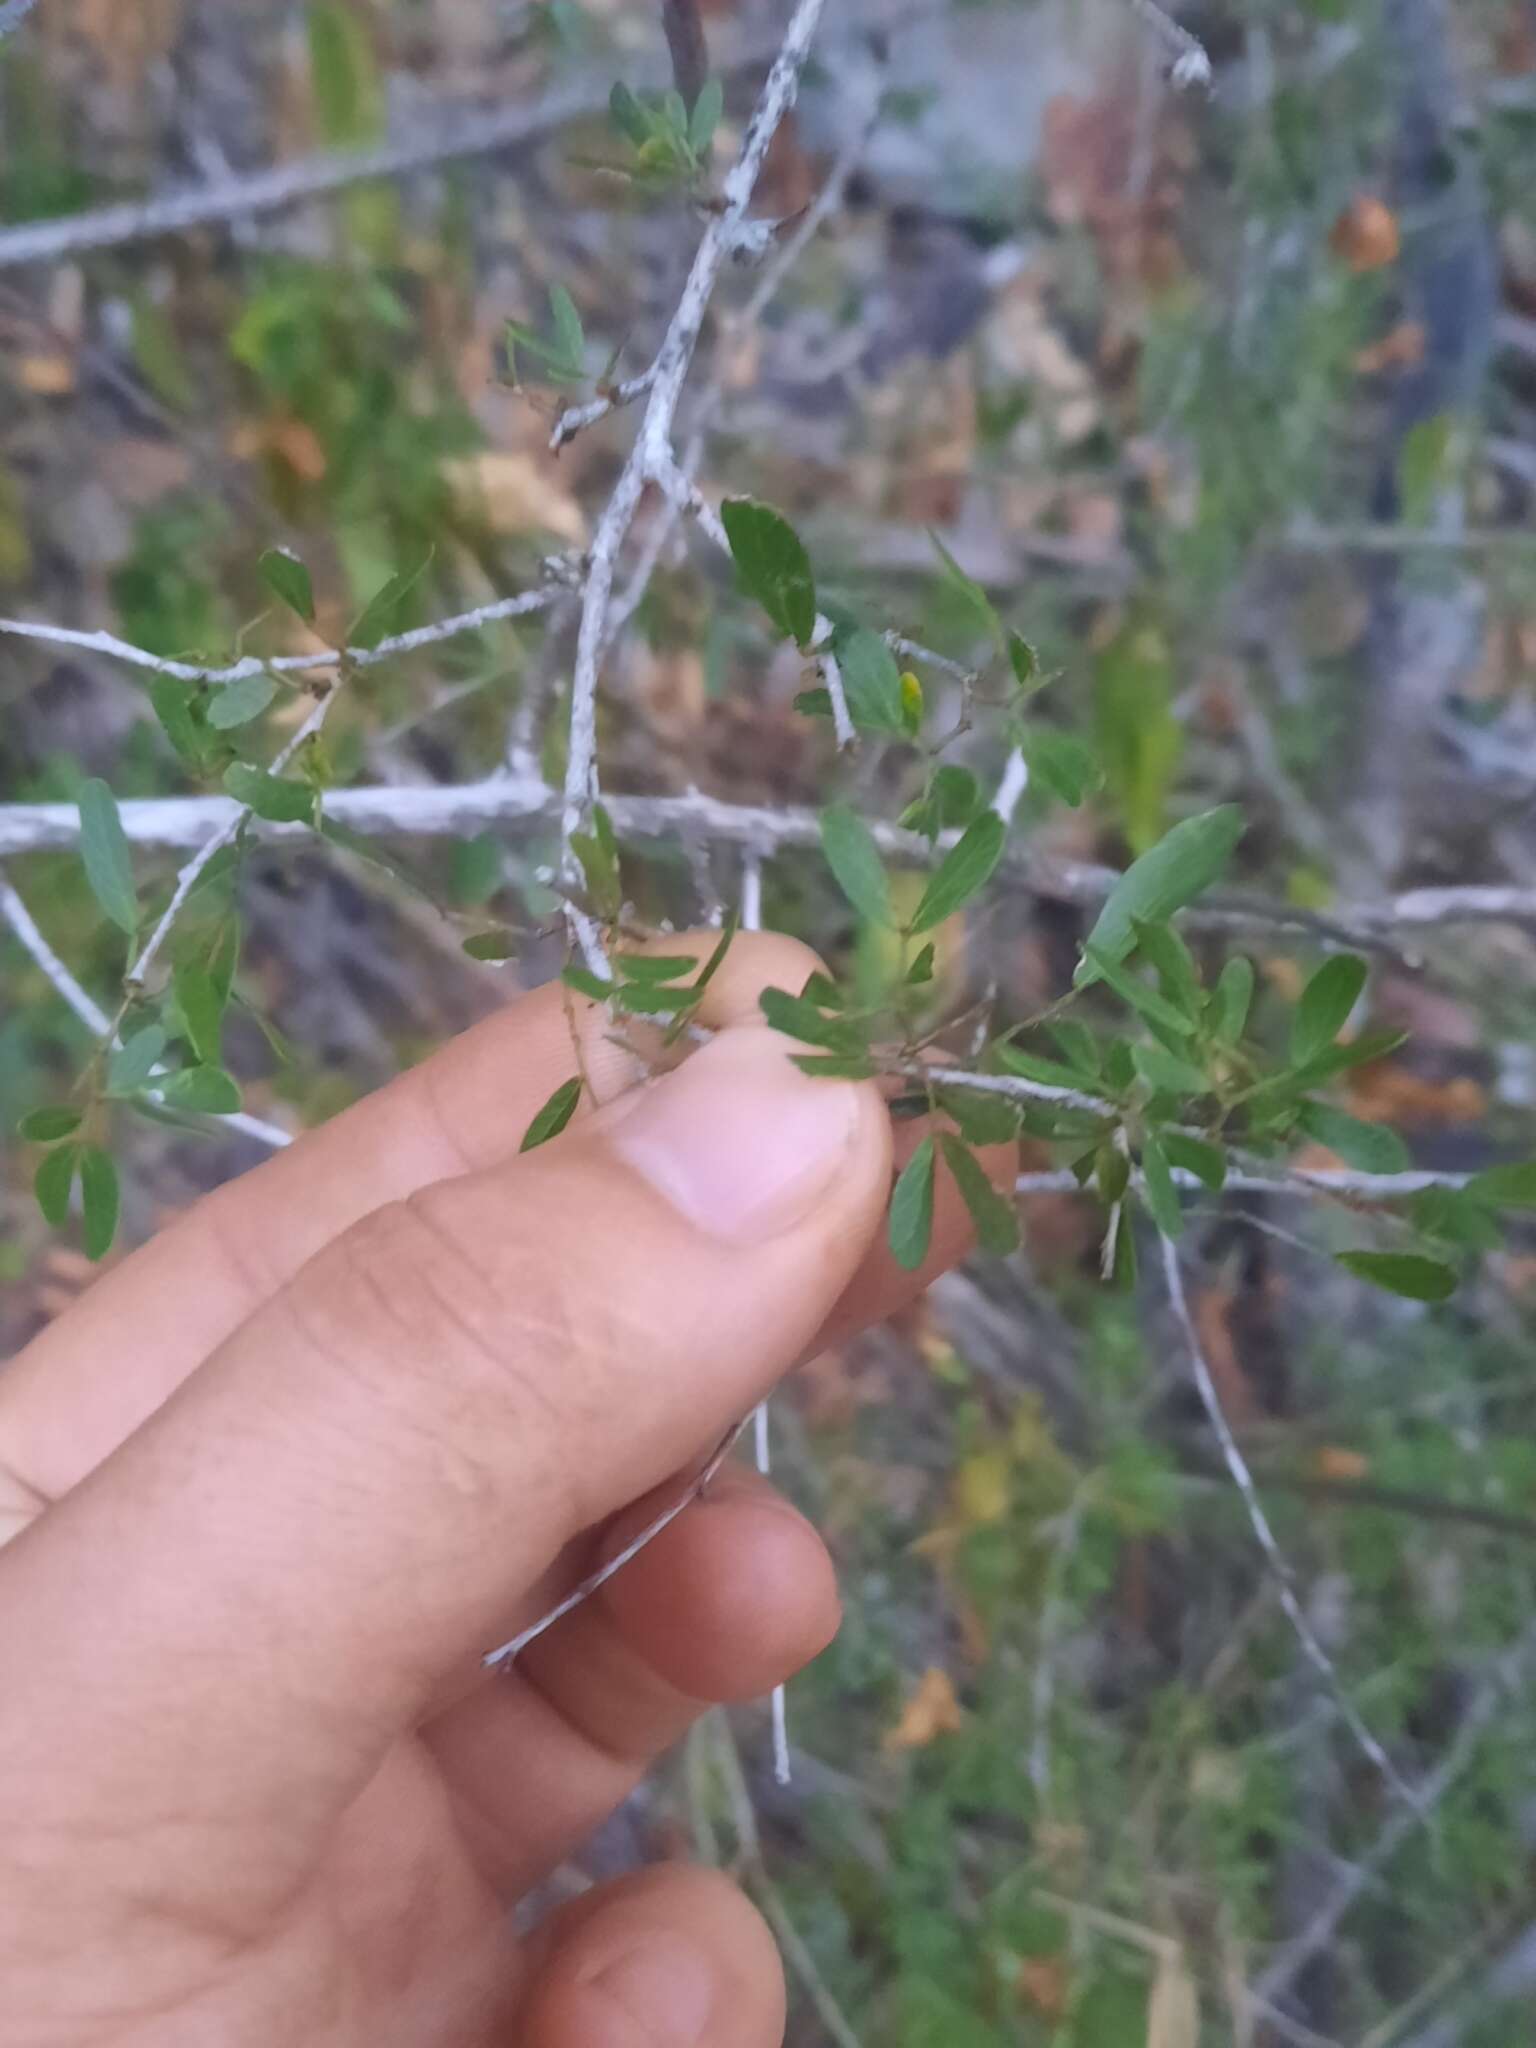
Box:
0 928 825 1503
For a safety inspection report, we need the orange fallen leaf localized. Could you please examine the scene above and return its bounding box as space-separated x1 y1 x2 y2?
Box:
884 1666 964 1751
16 354 75 396
1330 195 1400 273
1018 1955 1069 2020
1314 1445 1369 1482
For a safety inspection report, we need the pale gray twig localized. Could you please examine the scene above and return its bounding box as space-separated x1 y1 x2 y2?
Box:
559 0 829 960
0 0 39 40
0 585 564 687
739 847 790 1786
482 1421 746 1670
1129 0 1213 88
1252 1621 1536 2009
1160 1232 1412 1799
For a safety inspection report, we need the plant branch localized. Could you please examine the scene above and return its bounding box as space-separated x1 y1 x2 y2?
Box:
1159 1231 1412 1799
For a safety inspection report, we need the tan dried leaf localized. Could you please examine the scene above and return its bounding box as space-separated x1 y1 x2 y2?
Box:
884 1666 964 1752
1146 1951 1200 2048
444 451 586 546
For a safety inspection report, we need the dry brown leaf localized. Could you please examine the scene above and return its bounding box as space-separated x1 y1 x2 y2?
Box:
1346 1064 1486 1128
1330 195 1401 273
884 1666 964 1752
16 355 75 397
1355 321 1426 374
444 451 586 545
1017 1955 1069 2020
1146 1951 1200 2048
1314 1445 1369 1482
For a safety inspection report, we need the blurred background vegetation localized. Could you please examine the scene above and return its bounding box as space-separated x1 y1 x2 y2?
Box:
4 0 1536 2041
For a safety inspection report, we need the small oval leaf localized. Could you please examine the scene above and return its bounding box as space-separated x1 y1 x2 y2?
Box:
1336 1250 1457 1301
910 810 1005 935
520 1076 582 1152
78 1144 120 1260
820 803 892 928
259 547 315 623
888 1135 936 1271
77 778 140 935
18 1105 83 1143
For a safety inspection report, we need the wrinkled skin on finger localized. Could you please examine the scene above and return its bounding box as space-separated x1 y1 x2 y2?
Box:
0 934 1015 2048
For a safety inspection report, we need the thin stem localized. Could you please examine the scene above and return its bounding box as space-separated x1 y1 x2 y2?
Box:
1159 1231 1412 1799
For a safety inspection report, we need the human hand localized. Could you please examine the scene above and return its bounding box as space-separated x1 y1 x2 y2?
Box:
0 932 997 2048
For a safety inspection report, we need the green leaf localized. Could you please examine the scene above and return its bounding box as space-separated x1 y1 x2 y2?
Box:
207 671 278 730
1140 1135 1182 1238
906 942 936 985
910 810 1005 934
1292 954 1368 1067
1008 631 1039 691
615 954 699 984
1210 957 1254 1043
259 547 315 622
224 763 317 824
928 529 1001 644
900 765 980 841
77 778 139 935
1296 1101 1409 1173
348 555 430 651
1162 1130 1227 1189
316 817 437 902
309 0 382 147
570 811 621 920
562 964 614 1004
149 674 205 765
937 1085 1022 1146
19 1105 83 1143
162 1065 242 1114
1336 1250 1457 1302
449 832 504 908
549 284 584 369
760 985 867 1056
463 929 518 961
888 1136 937 1271
687 911 740 1003
1023 727 1101 807
940 1132 1019 1255
34 1141 78 1226
174 964 226 1066
997 1044 1106 1097
721 498 817 647
797 972 845 1012
77 1144 119 1259
790 1053 879 1080
106 1023 168 1097
820 803 892 928
1131 1041 1209 1097
836 627 906 735
1082 944 1198 1039
609 80 652 147
1131 918 1201 1019
1410 1186 1502 1252
1077 806 1244 979
520 1075 582 1153
689 75 722 155
1468 1161 1536 1209
1289 1029 1407 1087
610 983 695 1016
793 687 833 720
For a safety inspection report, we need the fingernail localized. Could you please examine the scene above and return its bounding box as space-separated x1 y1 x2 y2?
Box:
581 1934 716 2044
601 1026 864 1244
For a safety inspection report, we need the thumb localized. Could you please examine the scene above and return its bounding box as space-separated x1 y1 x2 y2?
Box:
0 1029 889 1901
